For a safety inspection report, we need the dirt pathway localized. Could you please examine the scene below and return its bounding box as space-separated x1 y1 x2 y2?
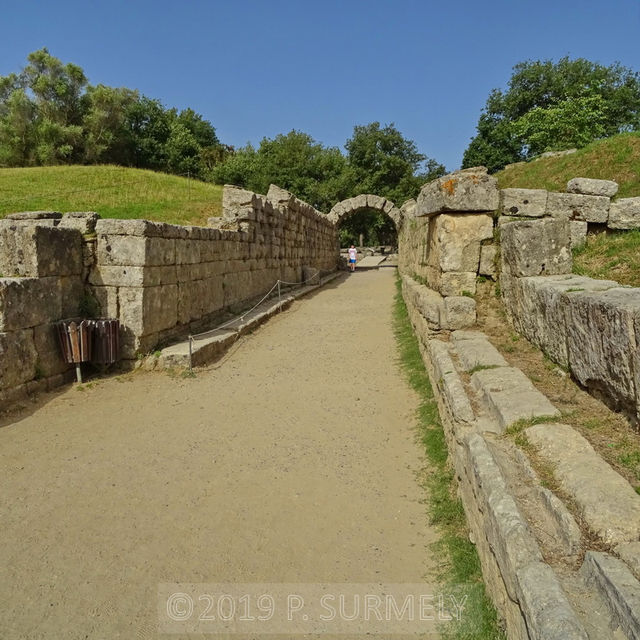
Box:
1 269 440 638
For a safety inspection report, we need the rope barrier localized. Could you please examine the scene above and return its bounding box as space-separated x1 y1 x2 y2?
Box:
187 268 321 370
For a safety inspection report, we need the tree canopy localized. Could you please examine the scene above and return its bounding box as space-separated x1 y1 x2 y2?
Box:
0 49 226 178
212 122 445 214
462 57 640 172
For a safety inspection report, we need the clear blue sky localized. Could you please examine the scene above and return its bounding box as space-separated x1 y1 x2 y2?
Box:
2 0 640 170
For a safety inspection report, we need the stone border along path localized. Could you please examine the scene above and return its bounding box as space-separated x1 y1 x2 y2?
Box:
1 269 445 639
143 271 341 370
402 273 640 640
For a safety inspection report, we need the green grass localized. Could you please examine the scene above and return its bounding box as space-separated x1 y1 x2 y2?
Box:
573 229 640 287
496 132 640 198
0 165 223 226
393 277 504 640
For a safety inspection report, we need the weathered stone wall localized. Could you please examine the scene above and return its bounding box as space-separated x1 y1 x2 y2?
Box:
0 216 89 407
500 218 640 424
402 277 640 640
0 185 338 408
397 170 640 424
397 167 499 331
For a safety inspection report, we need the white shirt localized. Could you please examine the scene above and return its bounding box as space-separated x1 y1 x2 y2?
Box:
348 248 357 260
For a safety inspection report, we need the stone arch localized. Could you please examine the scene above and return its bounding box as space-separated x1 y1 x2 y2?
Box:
328 194 402 228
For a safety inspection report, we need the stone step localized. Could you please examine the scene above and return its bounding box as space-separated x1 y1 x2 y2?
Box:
525 423 640 546
581 552 640 640
470 366 560 431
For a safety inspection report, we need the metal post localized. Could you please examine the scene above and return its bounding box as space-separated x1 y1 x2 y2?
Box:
75 364 83 384
188 336 193 371
277 280 282 311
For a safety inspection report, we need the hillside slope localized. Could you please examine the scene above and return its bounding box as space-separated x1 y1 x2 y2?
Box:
0 165 223 226
496 132 640 198
497 132 640 287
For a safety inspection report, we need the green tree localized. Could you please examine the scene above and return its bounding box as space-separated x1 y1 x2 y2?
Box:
82 84 138 163
211 131 351 210
463 57 640 172
345 122 445 204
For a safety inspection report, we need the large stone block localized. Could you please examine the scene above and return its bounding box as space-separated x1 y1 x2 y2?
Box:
58 212 100 234
0 224 83 277
0 277 62 331
416 168 499 216
97 235 175 266
479 245 497 278
33 323 70 377
442 296 476 330
439 272 477 297
500 218 572 277
527 424 640 545
0 329 37 390
566 177 618 198
426 213 493 273
608 197 640 230
118 285 178 337
565 287 640 415
546 192 610 223
569 221 588 249
510 275 619 367
90 265 177 287
499 188 547 217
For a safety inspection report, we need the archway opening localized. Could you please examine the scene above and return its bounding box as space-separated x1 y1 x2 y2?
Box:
337 208 398 250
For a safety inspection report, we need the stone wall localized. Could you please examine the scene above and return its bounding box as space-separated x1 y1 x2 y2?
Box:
0 185 338 408
397 167 499 330
397 170 640 425
500 217 640 424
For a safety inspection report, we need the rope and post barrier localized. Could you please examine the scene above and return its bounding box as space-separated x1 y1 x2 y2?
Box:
186 268 321 369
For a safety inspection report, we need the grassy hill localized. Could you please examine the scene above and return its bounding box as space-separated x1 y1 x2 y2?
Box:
496 132 640 287
496 132 640 197
0 165 223 226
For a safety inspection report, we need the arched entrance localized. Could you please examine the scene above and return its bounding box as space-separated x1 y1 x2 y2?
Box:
328 194 402 228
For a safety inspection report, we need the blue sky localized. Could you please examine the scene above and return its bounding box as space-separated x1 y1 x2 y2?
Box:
2 0 640 170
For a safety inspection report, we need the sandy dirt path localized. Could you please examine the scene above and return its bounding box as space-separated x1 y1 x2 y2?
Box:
1 269 440 638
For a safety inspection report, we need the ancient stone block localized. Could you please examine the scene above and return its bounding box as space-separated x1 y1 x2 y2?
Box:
118 285 178 337
439 272 477 297
91 286 119 319
428 339 475 423
500 218 572 277
451 331 508 371
471 367 559 431
500 188 547 217
95 219 167 237
58 212 100 234
416 168 499 216
565 287 640 415
97 235 175 266
427 214 493 273
567 178 618 198
608 197 640 230
546 192 610 223
58 276 84 318
526 424 640 544
33 323 70 377
90 265 177 287
5 211 62 221
0 277 62 331
0 329 37 390
479 245 497 278
442 296 476 330
0 224 83 277
569 220 588 249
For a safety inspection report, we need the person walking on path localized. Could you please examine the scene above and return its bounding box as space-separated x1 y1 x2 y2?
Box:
348 245 357 272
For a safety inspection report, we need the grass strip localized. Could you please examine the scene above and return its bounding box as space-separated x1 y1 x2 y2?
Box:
392 276 505 639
